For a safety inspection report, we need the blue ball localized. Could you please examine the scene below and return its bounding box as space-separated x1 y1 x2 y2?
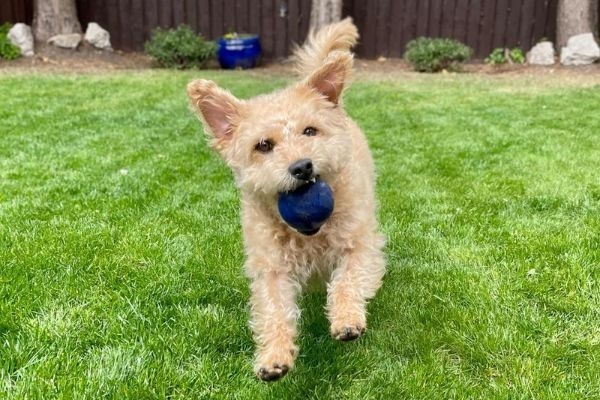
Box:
278 179 334 235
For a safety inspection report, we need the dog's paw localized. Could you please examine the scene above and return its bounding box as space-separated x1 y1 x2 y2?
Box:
331 325 366 341
256 363 290 382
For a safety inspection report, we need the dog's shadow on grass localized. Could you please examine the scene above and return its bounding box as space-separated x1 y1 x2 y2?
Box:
290 290 391 384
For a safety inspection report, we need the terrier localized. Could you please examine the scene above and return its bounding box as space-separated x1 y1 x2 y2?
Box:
187 18 385 381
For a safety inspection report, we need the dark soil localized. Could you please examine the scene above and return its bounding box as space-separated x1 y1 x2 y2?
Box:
2 41 599 86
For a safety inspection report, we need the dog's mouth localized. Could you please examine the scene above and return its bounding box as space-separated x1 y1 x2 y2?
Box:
290 174 319 191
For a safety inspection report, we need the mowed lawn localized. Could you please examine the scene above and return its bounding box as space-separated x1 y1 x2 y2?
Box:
1 68 599 399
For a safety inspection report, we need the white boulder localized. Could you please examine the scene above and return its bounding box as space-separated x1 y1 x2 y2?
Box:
84 22 112 50
560 33 600 66
8 23 34 56
47 33 82 49
527 41 555 65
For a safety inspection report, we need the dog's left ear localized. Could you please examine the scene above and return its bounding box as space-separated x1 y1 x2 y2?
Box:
305 51 353 105
187 79 241 151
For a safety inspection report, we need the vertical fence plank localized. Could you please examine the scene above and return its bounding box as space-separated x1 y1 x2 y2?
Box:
223 0 236 33
415 0 430 38
375 0 391 57
388 1 404 57
505 0 522 47
478 0 496 56
274 1 287 58
261 0 275 58
518 0 536 50
210 0 224 39
453 0 470 43
198 0 211 38
173 0 185 26
466 0 482 54
235 0 249 33
248 0 260 38
288 0 300 45
428 0 443 37
403 0 418 51
492 0 508 49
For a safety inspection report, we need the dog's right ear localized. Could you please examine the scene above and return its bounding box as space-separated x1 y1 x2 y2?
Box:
187 79 241 151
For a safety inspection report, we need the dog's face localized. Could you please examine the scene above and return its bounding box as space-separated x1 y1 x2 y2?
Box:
188 53 354 198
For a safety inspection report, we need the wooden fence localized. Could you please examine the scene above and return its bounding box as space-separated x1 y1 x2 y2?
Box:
2 0 560 59
346 0 559 58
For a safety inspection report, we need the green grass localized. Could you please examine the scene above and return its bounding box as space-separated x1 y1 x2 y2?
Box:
1 69 599 399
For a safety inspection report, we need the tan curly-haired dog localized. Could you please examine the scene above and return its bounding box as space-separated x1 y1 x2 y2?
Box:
187 18 385 381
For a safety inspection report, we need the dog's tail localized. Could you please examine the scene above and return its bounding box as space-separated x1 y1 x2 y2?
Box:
292 17 359 76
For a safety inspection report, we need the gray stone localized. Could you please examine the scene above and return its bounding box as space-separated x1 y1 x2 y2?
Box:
84 22 112 51
47 33 82 49
8 23 34 56
527 41 555 65
560 33 600 66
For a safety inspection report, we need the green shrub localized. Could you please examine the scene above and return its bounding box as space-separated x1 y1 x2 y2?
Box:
0 23 21 60
509 47 525 64
485 48 507 65
485 47 525 65
144 25 216 69
404 37 472 72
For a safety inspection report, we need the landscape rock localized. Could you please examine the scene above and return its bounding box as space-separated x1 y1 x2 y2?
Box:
8 23 34 56
84 22 112 51
560 33 600 66
527 41 555 65
47 33 82 49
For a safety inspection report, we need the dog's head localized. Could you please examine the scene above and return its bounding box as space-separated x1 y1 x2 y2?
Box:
187 52 354 198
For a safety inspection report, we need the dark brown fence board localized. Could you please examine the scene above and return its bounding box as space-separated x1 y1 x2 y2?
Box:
466 0 482 54
416 0 430 38
260 0 275 58
453 0 470 43
274 3 287 58
519 0 536 48
375 0 391 57
387 1 404 58
428 0 443 38
223 0 235 33
505 0 522 47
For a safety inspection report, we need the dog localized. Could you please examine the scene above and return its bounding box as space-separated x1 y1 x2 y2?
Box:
187 18 385 381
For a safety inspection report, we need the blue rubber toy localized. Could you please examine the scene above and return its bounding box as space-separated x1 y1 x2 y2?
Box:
278 179 334 235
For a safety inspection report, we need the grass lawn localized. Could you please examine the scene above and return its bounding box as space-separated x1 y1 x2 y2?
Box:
1 68 599 399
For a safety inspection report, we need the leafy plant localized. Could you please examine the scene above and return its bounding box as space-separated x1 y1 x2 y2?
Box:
509 47 525 64
485 47 526 65
0 23 21 60
144 24 216 69
404 37 472 72
485 48 507 65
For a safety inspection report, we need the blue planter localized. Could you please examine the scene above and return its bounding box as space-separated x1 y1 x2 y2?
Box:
217 35 262 69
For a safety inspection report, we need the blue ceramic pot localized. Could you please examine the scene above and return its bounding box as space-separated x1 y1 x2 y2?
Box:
217 35 261 69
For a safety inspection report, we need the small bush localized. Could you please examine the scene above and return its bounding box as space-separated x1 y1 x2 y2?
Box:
0 23 21 60
144 25 216 69
509 47 525 64
485 47 525 65
404 37 472 72
485 48 507 65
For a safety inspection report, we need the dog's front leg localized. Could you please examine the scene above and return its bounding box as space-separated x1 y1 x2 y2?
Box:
248 268 300 381
327 244 385 341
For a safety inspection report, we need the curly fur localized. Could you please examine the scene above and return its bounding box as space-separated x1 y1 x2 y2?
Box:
187 18 385 382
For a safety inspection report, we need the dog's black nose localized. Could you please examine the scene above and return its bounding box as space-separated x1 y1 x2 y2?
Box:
289 158 314 181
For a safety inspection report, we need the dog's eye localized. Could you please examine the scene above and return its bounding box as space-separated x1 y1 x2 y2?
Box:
303 127 318 136
255 139 274 153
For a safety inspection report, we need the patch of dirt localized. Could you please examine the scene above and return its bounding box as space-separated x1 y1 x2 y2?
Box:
2 42 600 87
0 42 153 72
